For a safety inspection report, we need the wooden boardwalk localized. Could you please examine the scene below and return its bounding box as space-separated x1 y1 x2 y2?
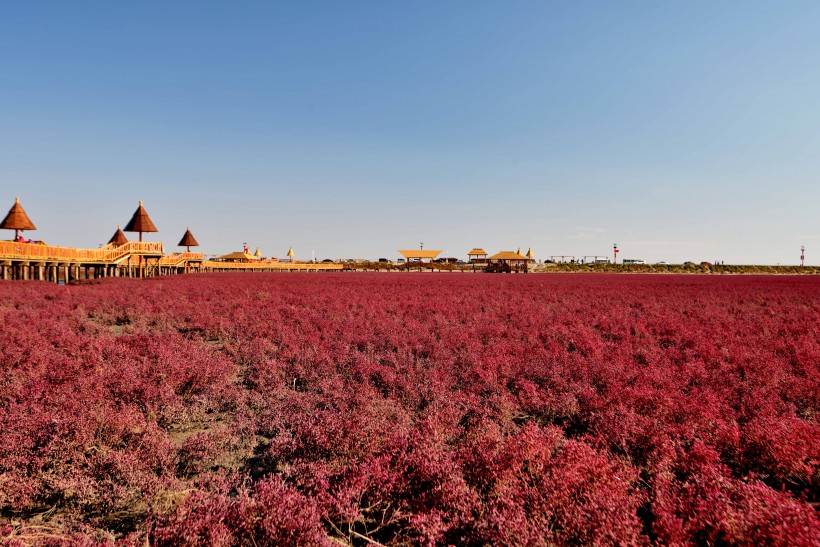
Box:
0 240 202 281
0 240 349 281
201 260 343 272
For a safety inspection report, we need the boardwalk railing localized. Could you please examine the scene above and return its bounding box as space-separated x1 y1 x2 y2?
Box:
0 240 164 263
159 251 204 266
202 260 343 271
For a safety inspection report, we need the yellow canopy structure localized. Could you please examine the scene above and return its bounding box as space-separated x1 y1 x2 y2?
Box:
398 249 442 261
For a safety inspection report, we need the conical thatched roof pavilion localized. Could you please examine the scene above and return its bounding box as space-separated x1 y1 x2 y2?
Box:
1 197 37 239
254 247 262 258
178 227 199 249
108 225 129 246
123 201 158 240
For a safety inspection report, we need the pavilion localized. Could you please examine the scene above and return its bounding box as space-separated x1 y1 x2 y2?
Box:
398 249 442 263
467 248 488 263
217 250 258 263
488 250 530 272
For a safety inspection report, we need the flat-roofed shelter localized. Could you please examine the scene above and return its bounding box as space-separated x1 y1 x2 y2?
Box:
108 225 128 246
123 201 158 242
398 249 442 262
178 227 199 252
1 197 37 240
467 248 488 263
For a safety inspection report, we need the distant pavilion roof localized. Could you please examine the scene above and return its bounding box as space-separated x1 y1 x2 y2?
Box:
526 247 534 259
286 247 295 257
1 197 37 231
489 251 528 261
398 249 442 260
467 248 488 256
218 251 258 261
178 228 199 247
254 247 262 257
124 201 158 233
108 225 128 245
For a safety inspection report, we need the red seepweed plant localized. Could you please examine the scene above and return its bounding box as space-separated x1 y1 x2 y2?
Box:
0 273 818 545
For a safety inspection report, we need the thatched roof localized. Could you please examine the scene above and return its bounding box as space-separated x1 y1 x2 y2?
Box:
286 247 295 257
526 247 534 259
489 251 528 261
467 248 488 256
398 249 442 260
1 197 36 231
254 247 262 257
108 225 128 245
124 201 158 233
178 227 199 247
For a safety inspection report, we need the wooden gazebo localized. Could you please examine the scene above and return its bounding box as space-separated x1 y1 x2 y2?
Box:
286 247 295 262
108 225 128 246
217 251 258 263
487 250 530 273
467 248 488 263
178 227 199 252
1 197 36 241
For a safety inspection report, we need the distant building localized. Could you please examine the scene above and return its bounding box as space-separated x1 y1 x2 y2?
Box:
467 248 488 263
398 249 442 263
216 251 259 263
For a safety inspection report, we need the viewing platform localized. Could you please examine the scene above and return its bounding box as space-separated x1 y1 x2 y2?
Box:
0 240 202 281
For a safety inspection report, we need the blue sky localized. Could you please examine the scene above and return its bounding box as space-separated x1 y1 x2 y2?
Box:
2 2 819 263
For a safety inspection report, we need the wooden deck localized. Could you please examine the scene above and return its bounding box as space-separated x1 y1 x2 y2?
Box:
0 240 205 281
0 240 349 281
201 260 343 272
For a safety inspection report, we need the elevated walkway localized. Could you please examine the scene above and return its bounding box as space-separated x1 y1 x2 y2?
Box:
0 240 167 281
202 260 343 272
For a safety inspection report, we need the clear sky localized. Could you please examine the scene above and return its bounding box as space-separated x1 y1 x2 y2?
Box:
2 2 819 264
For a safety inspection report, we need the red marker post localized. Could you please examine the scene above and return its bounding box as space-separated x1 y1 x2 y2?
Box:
613 243 619 265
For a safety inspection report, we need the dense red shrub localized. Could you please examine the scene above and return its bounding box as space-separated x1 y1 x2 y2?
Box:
1 273 818 544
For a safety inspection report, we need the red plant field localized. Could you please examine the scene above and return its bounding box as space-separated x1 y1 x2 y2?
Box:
1 273 818 545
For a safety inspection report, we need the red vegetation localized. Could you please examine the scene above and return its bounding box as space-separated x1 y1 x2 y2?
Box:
1 273 818 545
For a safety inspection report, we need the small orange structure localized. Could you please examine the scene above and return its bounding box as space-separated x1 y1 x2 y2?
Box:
254 247 262 258
398 248 442 263
487 250 529 273
467 248 488 263
1 197 37 241
526 247 535 262
286 246 295 261
217 250 258 263
178 227 199 252
108 225 129 246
